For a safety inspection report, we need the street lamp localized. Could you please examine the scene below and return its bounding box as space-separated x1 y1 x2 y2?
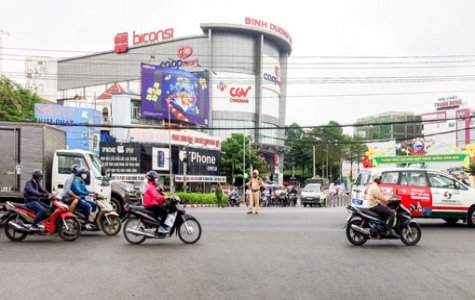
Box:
167 104 174 193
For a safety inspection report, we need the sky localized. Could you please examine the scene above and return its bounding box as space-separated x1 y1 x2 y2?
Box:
2 0 475 130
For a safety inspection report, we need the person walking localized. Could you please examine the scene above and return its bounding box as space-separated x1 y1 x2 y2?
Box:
246 169 265 215
215 183 224 208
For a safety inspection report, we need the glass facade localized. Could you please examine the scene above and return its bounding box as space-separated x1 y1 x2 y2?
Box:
355 112 422 141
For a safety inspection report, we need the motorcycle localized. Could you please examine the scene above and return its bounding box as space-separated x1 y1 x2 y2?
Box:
278 193 288 207
228 192 241 207
3 195 81 242
344 197 422 246
289 193 297 207
71 194 121 236
122 194 202 245
259 191 268 207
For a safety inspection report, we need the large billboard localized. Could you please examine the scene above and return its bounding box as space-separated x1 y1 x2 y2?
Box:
35 104 101 155
212 72 256 113
141 64 209 126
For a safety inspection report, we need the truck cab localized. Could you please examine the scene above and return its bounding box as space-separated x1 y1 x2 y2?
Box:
52 150 111 201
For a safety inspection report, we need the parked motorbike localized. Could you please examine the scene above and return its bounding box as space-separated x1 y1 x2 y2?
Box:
3 195 81 242
71 194 121 236
122 194 202 245
228 192 241 207
345 197 422 246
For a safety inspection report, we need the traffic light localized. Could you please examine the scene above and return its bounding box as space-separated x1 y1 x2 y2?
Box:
186 165 190 174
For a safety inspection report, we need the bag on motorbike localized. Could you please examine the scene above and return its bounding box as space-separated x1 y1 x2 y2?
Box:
61 195 75 204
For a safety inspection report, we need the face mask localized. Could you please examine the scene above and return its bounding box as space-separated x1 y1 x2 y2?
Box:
81 174 88 180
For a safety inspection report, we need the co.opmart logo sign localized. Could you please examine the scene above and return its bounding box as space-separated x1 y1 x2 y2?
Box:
263 65 281 86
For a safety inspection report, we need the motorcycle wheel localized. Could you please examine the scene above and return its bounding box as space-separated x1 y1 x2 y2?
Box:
58 217 81 242
123 218 147 245
4 215 28 242
101 215 122 236
178 217 202 244
346 219 368 246
400 222 421 246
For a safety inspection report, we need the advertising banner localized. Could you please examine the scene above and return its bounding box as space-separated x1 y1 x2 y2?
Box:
100 143 142 173
141 64 209 126
152 148 170 171
212 72 256 113
179 148 220 176
375 154 465 164
35 104 101 155
262 55 281 95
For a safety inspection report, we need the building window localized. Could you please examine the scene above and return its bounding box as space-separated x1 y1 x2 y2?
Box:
131 101 141 120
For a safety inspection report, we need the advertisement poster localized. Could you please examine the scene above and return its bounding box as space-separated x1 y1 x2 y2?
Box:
100 143 142 174
178 148 220 176
152 148 170 171
141 64 209 126
35 104 102 155
212 72 256 113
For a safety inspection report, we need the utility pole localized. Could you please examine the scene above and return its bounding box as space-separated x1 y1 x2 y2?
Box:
0 29 11 75
168 106 174 193
313 145 316 178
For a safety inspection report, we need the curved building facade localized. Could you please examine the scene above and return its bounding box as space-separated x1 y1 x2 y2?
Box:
58 22 292 181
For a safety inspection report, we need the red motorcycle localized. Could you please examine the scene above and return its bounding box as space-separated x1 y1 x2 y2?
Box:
3 195 81 242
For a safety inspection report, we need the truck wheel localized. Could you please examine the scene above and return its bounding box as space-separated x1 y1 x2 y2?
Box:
110 197 123 216
467 207 475 228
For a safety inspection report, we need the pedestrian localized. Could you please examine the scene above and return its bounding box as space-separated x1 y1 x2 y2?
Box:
215 183 224 208
246 169 265 215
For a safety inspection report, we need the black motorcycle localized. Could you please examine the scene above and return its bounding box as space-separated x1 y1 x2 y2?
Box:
345 197 421 246
122 195 202 245
228 192 241 207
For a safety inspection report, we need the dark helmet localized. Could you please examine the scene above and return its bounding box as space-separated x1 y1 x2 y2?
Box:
71 165 80 174
32 169 43 178
146 171 159 182
76 168 89 175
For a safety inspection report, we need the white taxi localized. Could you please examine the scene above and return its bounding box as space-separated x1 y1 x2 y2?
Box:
351 168 475 227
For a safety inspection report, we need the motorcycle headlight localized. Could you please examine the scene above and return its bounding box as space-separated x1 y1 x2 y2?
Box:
125 186 135 193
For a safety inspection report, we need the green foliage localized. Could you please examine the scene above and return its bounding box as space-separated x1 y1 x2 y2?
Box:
220 133 267 183
284 122 367 182
0 76 43 121
166 192 228 204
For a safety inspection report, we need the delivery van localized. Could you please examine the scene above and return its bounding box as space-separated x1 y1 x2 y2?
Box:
351 168 475 227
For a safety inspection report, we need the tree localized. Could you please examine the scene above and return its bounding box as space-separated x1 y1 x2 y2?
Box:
342 135 368 181
220 133 266 185
284 123 313 178
0 76 43 121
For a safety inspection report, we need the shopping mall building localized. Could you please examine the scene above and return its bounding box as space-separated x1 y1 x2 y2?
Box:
56 20 292 184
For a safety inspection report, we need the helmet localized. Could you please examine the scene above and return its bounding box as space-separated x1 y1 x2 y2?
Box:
71 165 80 174
372 173 382 182
146 171 159 182
76 168 89 175
32 170 43 178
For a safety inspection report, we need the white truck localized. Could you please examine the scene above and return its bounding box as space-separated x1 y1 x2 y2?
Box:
0 122 111 207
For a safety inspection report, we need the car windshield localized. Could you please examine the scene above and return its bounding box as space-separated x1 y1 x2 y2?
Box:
303 184 321 192
89 154 104 177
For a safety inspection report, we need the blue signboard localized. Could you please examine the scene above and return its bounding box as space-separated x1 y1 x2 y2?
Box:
140 63 209 126
34 104 102 155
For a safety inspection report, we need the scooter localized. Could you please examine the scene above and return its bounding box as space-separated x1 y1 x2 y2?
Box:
3 194 81 242
71 194 121 236
344 197 422 246
122 195 202 245
228 192 241 207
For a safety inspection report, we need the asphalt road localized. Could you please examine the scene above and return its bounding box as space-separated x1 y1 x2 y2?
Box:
1 206 475 300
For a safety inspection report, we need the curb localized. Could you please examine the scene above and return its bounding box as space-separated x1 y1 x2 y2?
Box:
183 204 219 208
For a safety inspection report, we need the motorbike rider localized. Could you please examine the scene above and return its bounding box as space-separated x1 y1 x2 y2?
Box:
367 175 399 237
61 165 80 213
143 171 170 234
71 168 98 230
23 170 50 231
